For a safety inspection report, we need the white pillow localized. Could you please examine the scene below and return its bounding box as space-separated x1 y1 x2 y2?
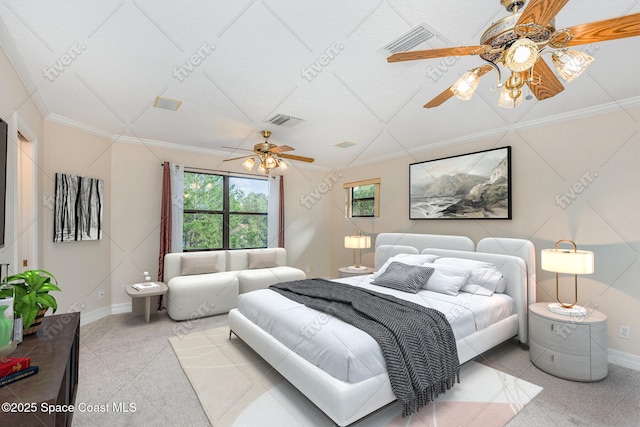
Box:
421 263 470 296
374 253 441 278
434 257 505 296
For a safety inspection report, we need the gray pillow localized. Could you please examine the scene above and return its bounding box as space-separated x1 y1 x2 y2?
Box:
371 262 435 293
248 251 278 269
181 253 219 275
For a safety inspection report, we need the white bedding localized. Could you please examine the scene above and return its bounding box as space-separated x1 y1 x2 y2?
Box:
237 274 513 383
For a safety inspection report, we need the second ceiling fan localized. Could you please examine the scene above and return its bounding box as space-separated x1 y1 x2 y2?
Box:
223 131 314 174
387 0 640 108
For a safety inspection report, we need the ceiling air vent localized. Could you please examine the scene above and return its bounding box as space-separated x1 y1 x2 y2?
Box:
382 22 446 55
153 96 182 111
335 141 357 148
267 114 304 127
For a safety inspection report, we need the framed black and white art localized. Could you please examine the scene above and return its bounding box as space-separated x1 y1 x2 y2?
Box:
409 146 511 220
54 173 104 242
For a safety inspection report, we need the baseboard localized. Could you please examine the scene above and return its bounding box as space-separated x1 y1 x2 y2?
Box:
608 349 640 372
78 302 132 326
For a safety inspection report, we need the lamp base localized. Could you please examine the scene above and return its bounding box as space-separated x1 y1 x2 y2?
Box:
547 302 587 317
347 265 368 271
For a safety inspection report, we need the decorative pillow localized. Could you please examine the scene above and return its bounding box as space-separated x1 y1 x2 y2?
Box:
181 253 219 276
421 263 471 296
373 253 441 278
248 251 278 269
434 257 505 296
371 262 435 293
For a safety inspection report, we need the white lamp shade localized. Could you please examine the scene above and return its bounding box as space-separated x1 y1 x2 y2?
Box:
344 235 371 249
541 249 594 274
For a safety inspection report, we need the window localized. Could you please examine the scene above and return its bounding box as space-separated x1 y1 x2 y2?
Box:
183 172 269 250
344 178 380 218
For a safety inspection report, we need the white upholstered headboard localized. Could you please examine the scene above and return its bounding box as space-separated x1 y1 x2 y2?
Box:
375 233 475 269
373 233 536 344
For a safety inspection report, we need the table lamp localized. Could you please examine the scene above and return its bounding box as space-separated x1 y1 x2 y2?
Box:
344 231 371 271
541 239 594 316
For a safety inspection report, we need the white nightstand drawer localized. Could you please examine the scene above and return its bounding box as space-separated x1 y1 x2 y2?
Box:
529 312 591 356
528 303 608 382
530 341 591 381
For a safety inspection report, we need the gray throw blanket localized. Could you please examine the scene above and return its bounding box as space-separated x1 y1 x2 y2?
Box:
270 278 460 416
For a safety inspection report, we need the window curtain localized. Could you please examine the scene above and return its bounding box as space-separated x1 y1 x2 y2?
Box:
267 175 285 248
157 162 183 309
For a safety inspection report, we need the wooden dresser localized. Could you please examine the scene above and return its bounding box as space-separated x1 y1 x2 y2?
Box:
529 303 607 381
0 312 80 426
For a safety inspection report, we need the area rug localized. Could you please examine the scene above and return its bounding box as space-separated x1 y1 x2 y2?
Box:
169 327 542 426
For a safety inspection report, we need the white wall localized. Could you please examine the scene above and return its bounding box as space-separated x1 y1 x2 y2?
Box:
331 106 640 361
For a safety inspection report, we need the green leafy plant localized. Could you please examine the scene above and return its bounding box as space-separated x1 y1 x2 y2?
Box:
1 270 61 329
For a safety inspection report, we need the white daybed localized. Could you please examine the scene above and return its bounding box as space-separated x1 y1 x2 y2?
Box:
228 233 536 425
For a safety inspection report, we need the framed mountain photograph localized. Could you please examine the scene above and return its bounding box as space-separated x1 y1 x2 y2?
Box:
409 146 511 220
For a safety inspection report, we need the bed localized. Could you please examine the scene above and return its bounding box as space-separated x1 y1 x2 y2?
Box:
228 233 536 425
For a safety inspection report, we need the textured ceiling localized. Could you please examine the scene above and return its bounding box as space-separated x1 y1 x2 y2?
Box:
1 0 639 169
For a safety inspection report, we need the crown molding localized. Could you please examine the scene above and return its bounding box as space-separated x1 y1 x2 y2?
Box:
342 95 640 168
44 113 330 172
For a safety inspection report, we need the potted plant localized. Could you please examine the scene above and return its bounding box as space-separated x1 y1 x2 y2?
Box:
1 270 61 335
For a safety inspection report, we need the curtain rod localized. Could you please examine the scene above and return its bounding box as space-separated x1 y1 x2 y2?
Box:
161 162 275 179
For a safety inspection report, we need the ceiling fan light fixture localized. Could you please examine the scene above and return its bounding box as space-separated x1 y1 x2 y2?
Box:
498 86 523 108
504 38 539 72
451 70 480 100
258 161 267 174
279 159 288 169
552 49 594 82
265 154 278 169
242 157 255 171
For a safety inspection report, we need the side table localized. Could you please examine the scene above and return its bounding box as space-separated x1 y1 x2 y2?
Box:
529 302 607 381
126 282 168 323
338 266 375 278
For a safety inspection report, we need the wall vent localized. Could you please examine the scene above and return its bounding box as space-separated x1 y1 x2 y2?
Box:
267 114 304 127
382 22 444 55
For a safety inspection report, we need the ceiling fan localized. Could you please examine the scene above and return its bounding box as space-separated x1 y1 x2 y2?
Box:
223 131 314 173
387 0 640 108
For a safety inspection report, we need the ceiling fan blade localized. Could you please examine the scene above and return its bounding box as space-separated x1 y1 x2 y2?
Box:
563 13 640 46
222 155 254 162
271 145 295 153
517 0 569 27
387 45 492 63
527 58 564 100
424 88 455 108
221 146 254 152
278 153 314 163
424 65 494 108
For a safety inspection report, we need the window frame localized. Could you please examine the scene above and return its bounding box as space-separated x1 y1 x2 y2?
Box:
183 171 269 251
344 178 380 218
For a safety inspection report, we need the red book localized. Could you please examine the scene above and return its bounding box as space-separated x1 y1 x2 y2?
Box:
0 357 31 378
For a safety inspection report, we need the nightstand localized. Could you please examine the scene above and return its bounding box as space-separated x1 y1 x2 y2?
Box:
338 266 375 278
529 302 607 381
